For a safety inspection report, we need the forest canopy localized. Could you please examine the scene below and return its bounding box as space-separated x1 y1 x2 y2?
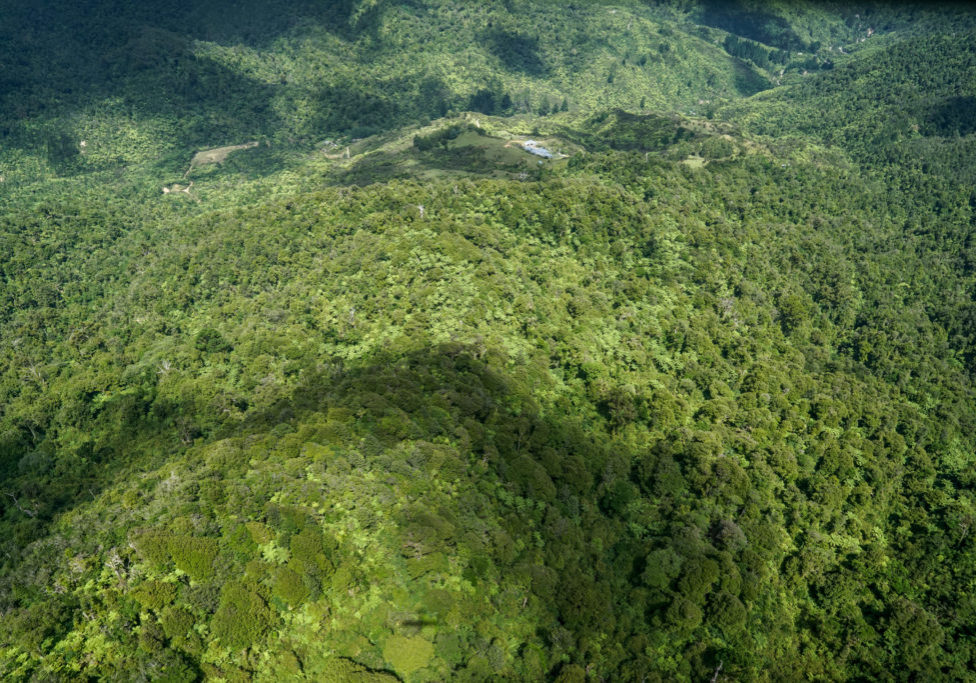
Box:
2 1 976 681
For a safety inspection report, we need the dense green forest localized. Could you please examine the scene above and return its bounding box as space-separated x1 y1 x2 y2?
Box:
3 1 976 681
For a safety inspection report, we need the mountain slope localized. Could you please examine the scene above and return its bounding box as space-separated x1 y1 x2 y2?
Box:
3 2 976 682
3 142 976 679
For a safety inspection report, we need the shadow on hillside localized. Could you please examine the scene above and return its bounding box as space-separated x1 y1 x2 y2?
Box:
480 28 550 77
697 1 810 52
1 343 606 563
0 0 407 177
568 110 702 153
236 344 606 502
4 0 374 56
924 95 976 137
0 23 282 177
0 342 691 677
308 75 457 140
230 344 661 673
731 59 773 97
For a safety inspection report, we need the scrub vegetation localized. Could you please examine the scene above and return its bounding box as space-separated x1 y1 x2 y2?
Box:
2 2 976 681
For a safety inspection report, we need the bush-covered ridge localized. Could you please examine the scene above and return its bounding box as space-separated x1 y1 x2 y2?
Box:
3 145 976 678
3 1 976 681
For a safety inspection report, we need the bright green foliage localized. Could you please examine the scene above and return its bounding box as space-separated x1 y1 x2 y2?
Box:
168 537 218 582
160 606 194 640
642 548 683 590
272 567 309 607
131 532 174 569
211 581 273 650
245 522 274 545
307 657 399 682
129 532 217 581
1 2 976 682
130 581 178 611
383 635 435 677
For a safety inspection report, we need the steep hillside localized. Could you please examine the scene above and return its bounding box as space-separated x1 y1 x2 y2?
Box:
3 2 976 682
4 126 976 680
719 30 976 175
0 0 757 185
7 0 929 192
